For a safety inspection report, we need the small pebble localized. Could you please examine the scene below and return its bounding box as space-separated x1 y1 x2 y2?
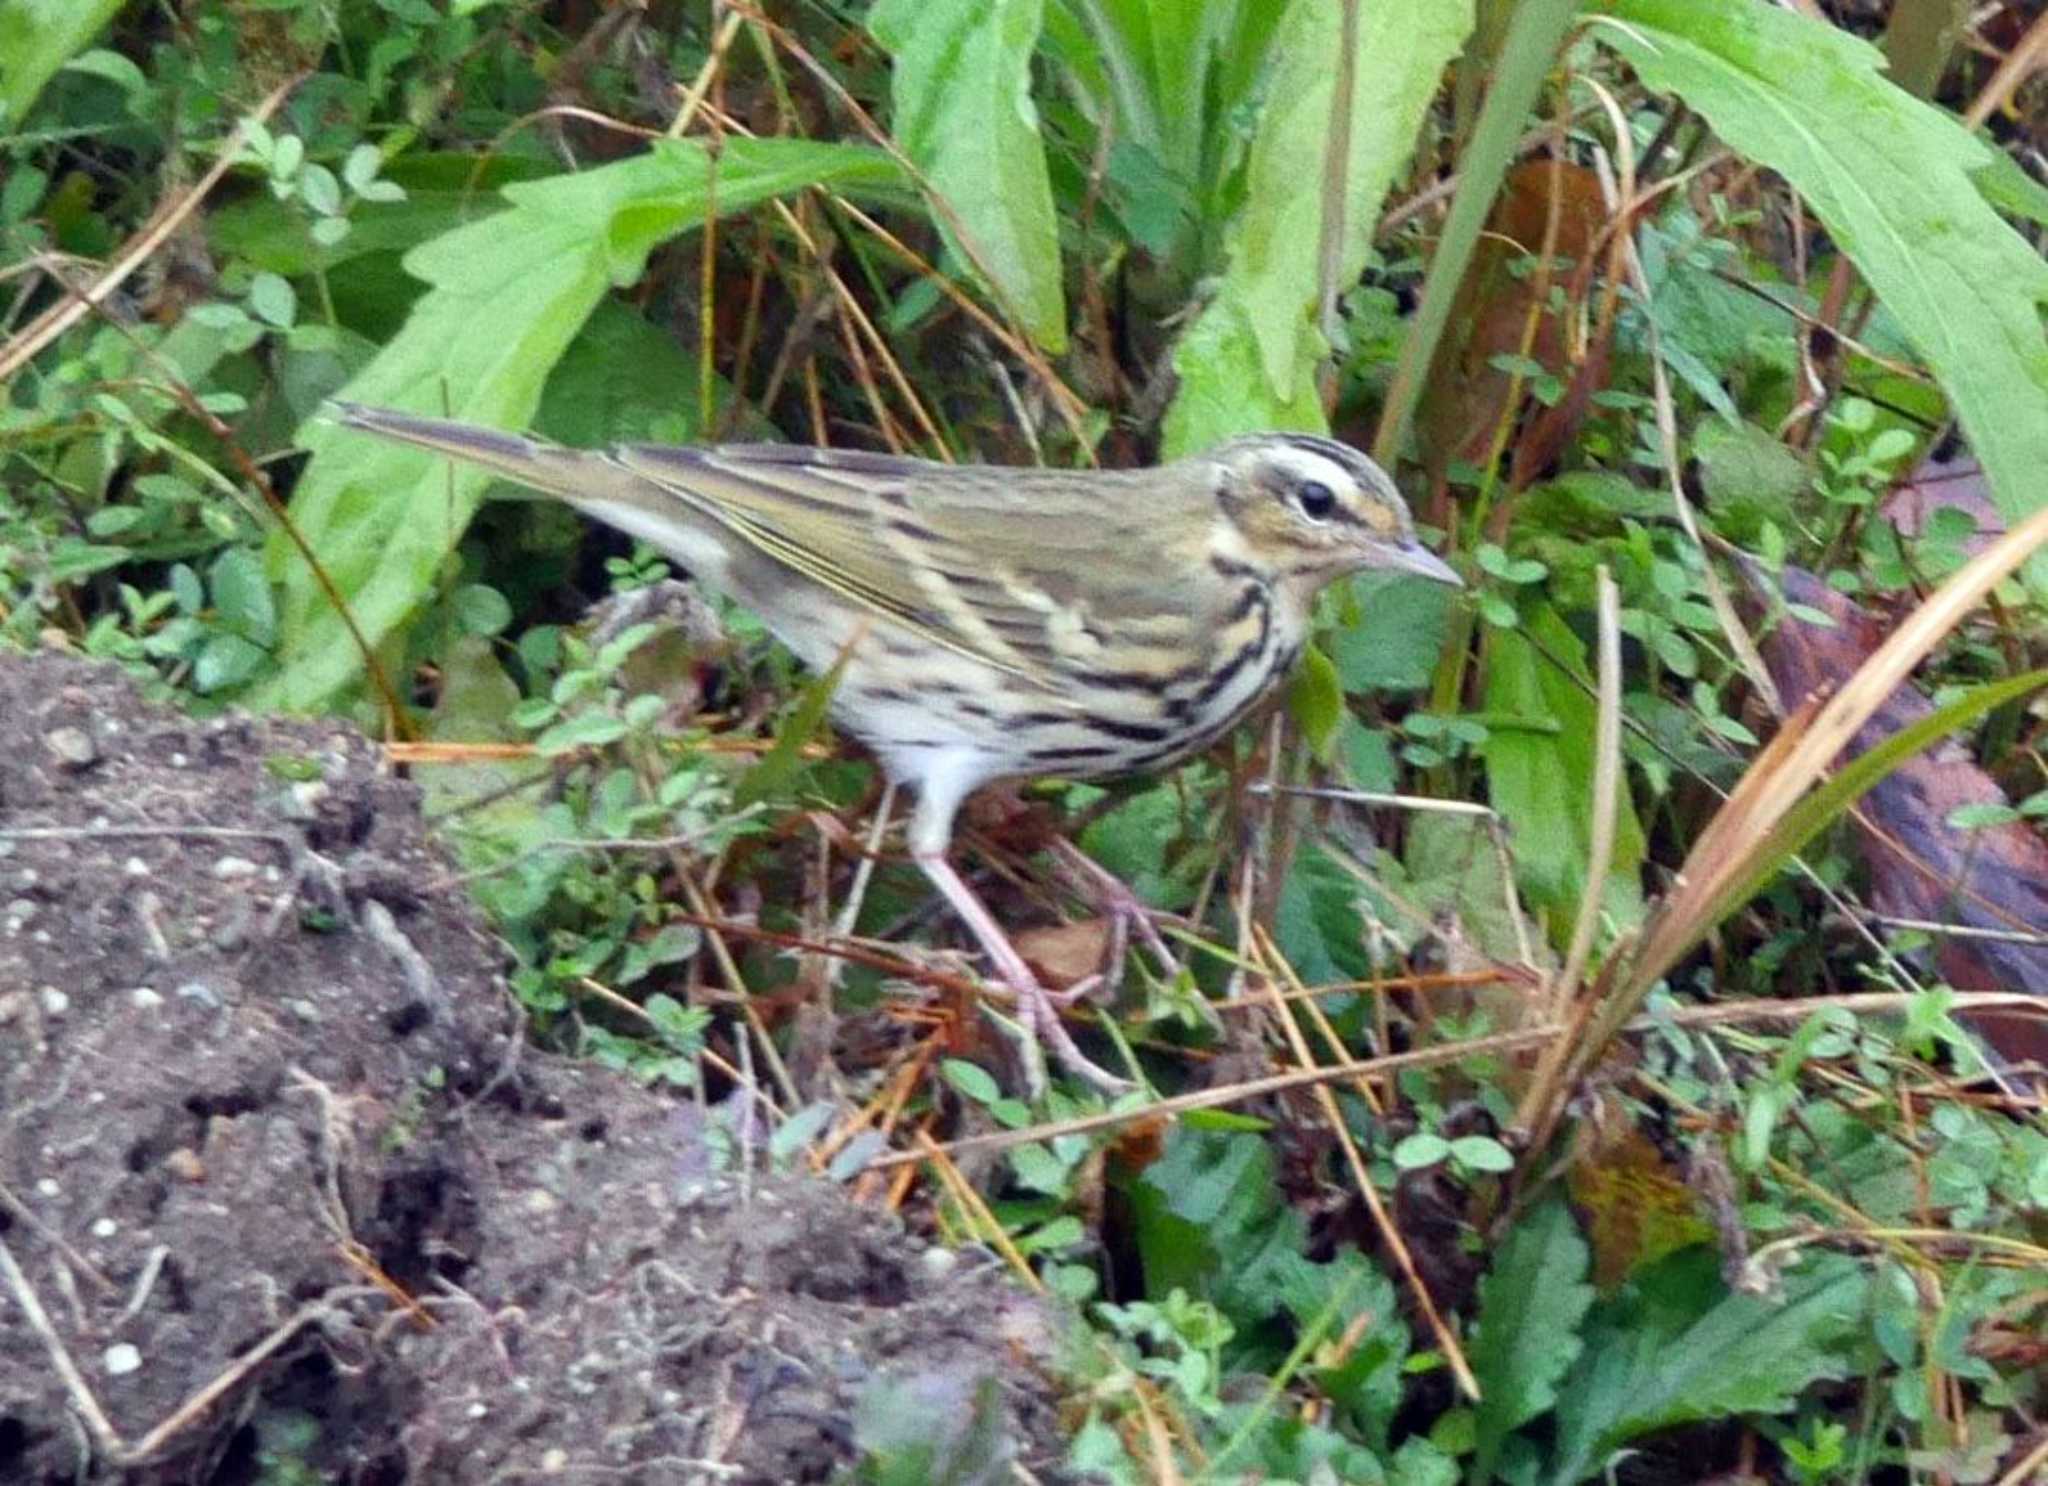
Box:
36 1178 59 1198
163 1149 205 1183
38 986 68 1016
282 781 329 821
175 981 219 1007
124 857 150 878
212 856 258 880
103 1344 141 1377
130 987 163 1010
44 726 97 769
91 1218 117 1238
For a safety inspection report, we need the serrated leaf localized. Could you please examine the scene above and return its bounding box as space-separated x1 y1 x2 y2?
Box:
1549 1248 1868 1484
1469 1197 1594 1480
1329 570 1456 692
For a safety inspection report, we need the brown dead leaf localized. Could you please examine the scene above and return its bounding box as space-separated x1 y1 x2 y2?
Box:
1747 564 2048 1068
1013 917 1113 989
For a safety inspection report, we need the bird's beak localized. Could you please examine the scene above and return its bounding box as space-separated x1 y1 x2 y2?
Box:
1370 539 1463 587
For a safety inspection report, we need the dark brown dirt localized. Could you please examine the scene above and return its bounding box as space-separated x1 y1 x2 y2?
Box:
0 650 1077 1484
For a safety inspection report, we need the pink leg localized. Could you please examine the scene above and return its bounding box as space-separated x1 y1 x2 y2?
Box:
915 851 1135 1096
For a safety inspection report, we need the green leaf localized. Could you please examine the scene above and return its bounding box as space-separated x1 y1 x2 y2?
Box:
1286 641 1344 760
942 1058 1002 1105
869 0 1067 352
1480 606 1645 930
1450 1135 1514 1172
194 633 271 694
0 0 125 126
733 649 845 809
1041 0 1291 266
1971 148 2048 230
60 46 146 100
1595 0 2048 588
1162 0 1474 453
533 711 629 755
1944 801 2019 830
211 154 559 276
1329 570 1458 692
450 583 512 636
266 138 905 710
209 547 277 641
247 271 297 329
1549 1248 1868 1484
1468 1198 1594 1482
1393 1132 1452 1169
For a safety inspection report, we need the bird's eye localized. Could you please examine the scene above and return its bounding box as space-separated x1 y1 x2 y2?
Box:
1295 480 1337 520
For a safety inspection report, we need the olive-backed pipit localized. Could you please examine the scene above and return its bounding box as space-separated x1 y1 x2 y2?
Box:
330 404 1461 1091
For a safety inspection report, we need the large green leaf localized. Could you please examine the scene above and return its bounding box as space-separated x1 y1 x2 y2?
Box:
1481 606 1646 931
1163 0 1473 454
1468 1198 1594 1483
0 0 125 126
1594 0 2048 586
1548 1248 1868 1484
869 0 1067 353
264 138 904 710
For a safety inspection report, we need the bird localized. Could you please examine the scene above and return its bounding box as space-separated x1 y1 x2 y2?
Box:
329 403 1462 1092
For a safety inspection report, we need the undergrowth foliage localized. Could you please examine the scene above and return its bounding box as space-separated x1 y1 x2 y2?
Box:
3 0 2046 1482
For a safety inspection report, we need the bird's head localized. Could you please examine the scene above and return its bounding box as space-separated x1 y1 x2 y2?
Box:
1207 434 1461 594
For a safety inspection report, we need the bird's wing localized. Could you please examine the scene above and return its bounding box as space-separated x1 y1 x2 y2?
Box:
613 442 1219 693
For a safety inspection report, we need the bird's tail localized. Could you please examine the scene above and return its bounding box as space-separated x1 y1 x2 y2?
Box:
326 401 626 507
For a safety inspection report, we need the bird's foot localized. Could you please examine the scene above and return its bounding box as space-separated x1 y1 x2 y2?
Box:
1047 839 1184 988
914 849 1135 1099
1004 970 1135 1098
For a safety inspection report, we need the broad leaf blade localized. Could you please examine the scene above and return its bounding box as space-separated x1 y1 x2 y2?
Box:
0 0 125 126
1468 1197 1594 1482
870 0 1068 352
1549 1248 1868 1485
1595 0 2048 586
267 138 903 710
1481 607 1646 929
1163 0 1473 454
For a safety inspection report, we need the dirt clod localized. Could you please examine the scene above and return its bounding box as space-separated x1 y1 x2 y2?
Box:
0 651 1077 1484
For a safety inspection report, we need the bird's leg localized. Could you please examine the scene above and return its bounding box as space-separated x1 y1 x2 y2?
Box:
1046 837 1184 986
911 850 1134 1097
903 765 1133 1097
